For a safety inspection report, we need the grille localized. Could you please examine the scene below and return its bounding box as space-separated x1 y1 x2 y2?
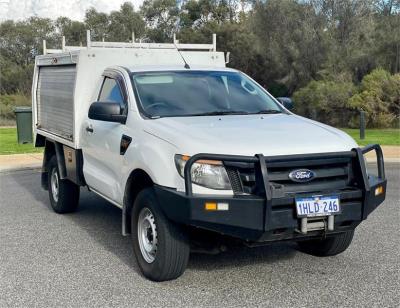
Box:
225 156 354 196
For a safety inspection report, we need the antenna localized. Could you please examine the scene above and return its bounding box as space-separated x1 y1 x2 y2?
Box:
173 34 190 69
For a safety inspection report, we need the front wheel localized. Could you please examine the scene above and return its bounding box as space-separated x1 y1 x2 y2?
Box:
297 230 355 257
131 188 189 281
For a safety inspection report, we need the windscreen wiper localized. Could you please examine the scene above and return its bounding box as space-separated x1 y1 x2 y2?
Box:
187 110 251 116
252 109 283 114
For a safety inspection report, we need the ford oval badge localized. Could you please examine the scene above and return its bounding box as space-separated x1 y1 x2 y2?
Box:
288 169 316 182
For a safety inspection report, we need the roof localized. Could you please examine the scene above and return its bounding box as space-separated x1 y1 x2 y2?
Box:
125 65 238 73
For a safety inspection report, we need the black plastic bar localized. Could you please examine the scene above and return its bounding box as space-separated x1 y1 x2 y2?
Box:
183 150 358 197
263 150 355 163
361 144 385 179
353 148 370 192
184 153 258 196
255 154 271 200
255 154 274 230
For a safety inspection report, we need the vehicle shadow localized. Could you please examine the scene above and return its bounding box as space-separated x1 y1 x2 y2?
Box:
12 170 299 276
67 191 142 273
9 171 141 274
8 169 51 208
188 243 297 272
76 191 299 274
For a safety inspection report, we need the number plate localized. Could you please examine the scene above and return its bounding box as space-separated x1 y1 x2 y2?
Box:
295 195 340 217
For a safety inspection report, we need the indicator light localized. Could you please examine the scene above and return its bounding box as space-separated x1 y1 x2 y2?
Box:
205 202 217 211
375 186 384 196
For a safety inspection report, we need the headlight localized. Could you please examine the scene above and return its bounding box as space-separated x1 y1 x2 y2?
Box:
174 154 231 190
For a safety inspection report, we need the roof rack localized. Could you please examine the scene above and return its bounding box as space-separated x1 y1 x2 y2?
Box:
43 30 217 55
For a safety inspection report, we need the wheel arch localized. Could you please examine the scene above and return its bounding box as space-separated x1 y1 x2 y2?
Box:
122 168 154 235
41 138 67 190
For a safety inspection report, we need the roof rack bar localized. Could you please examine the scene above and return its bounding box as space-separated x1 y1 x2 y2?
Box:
173 33 179 44
40 31 217 54
213 33 217 52
43 40 47 55
89 41 214 50
87 30 91 49
46 49 63 54
64 46 84 51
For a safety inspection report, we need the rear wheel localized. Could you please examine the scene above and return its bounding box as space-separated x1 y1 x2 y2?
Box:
131 188 189 281
48 156 80 213
298 230 354 256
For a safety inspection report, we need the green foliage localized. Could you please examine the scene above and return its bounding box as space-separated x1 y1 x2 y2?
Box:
55 17 87 46
348 69 400 127
141 0 179 42
0 94 31 125
0 0 399 128
0 17 56 95
250 0 329 91
108 3 145 41
293 78 357 127
85 8 109 41
294 69 400 128
0 57 33 95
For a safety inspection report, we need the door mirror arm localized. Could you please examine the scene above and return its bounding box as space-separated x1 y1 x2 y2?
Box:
276 97 294 111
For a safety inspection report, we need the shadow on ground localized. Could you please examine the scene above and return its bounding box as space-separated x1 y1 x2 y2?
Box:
10 169 299 275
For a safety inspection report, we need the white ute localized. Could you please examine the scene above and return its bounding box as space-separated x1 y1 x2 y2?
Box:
33 31 387 281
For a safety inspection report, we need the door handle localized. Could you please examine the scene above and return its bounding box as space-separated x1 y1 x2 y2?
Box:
86 125 94 133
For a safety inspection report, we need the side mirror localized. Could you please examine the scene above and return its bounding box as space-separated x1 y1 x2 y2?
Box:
276 97 294 111
88 102 126 124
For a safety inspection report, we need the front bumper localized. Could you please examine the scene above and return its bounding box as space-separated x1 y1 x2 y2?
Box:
154 144 387 242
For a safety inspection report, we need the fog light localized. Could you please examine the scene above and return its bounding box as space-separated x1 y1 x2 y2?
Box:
375 186 384 196
217 203 229 211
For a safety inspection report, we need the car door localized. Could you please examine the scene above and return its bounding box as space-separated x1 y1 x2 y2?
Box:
83 72 129 204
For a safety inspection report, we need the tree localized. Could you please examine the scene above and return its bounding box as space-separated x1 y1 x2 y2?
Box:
140 0 179 42
292 77 357 127
348 68 400 127
0 17 56 94
55 17 86 46
250 0 329 93
84 8 109 41
108 3 145 41
0 0 399 129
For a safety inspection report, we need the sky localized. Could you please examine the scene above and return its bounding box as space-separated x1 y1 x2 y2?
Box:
0 0 144 21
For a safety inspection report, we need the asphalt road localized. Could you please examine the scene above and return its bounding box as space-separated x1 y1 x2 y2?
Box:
0 164 399 307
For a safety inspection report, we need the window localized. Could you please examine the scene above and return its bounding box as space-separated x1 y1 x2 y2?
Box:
131 71 283 118
99 77 124 104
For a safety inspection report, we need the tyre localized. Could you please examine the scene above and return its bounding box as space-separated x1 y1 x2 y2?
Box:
131 188 190 281
47 156 80 214
297 230 354 257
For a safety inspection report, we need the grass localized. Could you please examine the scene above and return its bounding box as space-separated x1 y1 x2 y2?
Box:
340 128 400 146
0 127 398 155
0 94 31 125
0 127 42 155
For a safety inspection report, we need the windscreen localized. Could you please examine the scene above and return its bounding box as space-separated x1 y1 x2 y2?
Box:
131 71 282 118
